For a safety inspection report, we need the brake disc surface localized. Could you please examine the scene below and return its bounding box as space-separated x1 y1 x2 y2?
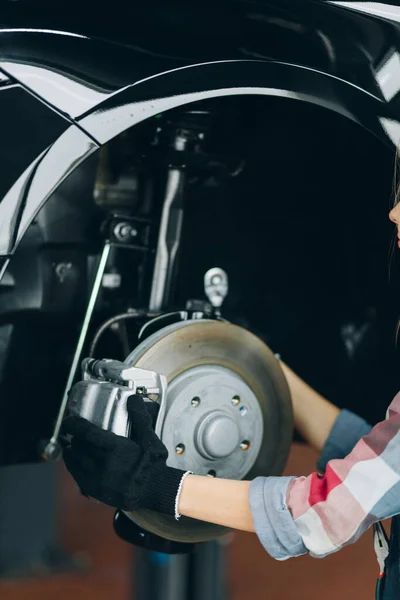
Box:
123 320 293 543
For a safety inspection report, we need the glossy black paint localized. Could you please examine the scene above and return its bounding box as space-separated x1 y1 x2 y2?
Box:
0 1 399 466
0 1 396 120
0 1 399 255
0 84 71 252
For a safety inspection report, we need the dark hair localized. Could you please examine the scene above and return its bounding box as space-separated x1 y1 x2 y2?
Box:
395 147 400 207
393 149 400 344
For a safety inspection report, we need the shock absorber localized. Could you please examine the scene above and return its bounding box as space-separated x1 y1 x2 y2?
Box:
148 109 213 312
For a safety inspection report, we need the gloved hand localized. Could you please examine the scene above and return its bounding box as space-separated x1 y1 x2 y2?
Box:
62 395 189 516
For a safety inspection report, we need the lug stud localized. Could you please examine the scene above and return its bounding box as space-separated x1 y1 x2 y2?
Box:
175 443 185 455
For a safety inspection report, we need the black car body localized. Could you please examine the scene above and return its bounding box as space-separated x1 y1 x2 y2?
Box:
0 0 400 465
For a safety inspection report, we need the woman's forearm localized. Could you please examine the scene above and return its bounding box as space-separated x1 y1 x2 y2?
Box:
178 474 254 532
279 361 340 454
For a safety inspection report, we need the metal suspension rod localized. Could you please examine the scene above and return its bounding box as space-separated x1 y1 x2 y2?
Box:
149 168 185 312
43 242 111 460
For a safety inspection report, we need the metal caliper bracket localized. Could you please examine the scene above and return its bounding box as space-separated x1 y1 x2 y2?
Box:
67 358 168 438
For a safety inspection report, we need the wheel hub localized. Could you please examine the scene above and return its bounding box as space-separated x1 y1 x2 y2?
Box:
122 319 293 543
162 365 263 480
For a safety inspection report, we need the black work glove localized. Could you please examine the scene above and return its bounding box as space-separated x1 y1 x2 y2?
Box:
62 395 187 516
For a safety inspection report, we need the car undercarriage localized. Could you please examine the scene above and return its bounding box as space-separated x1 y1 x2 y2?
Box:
1 1 400 596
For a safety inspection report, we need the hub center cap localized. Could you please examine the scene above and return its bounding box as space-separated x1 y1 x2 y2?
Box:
156 363 263 481
196 412 240 459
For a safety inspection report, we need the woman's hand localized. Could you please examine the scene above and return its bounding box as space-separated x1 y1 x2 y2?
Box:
62 395 256 532
62 395 188 516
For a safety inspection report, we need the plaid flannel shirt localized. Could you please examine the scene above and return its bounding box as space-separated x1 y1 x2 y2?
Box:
249 393 400 560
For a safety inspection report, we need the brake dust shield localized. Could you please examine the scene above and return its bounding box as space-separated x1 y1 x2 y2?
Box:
123 320 293 543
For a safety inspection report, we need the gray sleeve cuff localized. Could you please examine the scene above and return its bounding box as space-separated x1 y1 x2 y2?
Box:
249 476 308 560
317 409 372 472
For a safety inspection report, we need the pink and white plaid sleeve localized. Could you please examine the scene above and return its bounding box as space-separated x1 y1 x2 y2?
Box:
287 392 400 557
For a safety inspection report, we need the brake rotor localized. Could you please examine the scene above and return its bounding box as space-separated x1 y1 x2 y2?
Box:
123 319 293 543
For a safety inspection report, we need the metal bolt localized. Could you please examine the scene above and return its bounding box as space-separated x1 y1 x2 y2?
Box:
55 262 72 283
231 395 240 406
212 274 222 285
114 222 138 242
175 443 185 455
102 272 121 289
240 440 250 451
191 396 200 407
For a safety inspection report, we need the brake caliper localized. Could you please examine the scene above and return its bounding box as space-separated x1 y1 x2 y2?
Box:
67 358 167 438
